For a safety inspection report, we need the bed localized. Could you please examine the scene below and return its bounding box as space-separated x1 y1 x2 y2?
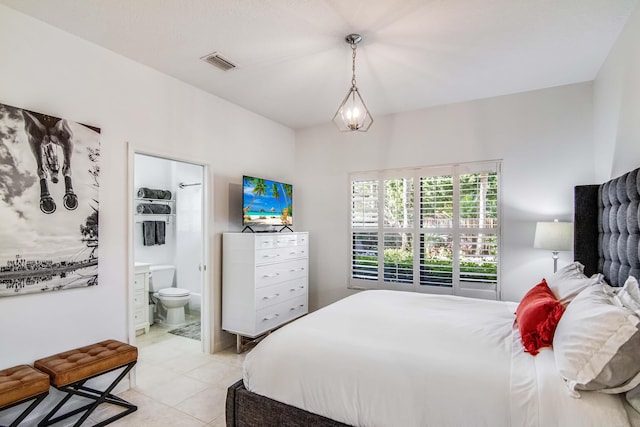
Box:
226 167 640 427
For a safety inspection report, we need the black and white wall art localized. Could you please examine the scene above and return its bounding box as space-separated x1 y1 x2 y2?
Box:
0 102 101 297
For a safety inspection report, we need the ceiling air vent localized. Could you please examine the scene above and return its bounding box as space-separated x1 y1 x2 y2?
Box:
201 52 238 71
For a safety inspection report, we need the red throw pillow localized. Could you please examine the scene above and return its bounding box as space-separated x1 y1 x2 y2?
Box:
515 279 565 355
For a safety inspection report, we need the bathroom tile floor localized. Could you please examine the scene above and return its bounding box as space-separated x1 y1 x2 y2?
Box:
80 322 245 427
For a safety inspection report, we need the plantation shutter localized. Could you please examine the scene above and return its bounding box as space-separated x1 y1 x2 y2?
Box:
349 161 500 300
351 178 379 281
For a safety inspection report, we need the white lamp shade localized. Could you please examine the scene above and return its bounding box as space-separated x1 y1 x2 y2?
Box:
534 221 573 251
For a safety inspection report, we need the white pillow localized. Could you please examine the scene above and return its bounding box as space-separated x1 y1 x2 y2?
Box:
613 276 640 317
545 261 604 306
553 283 640 394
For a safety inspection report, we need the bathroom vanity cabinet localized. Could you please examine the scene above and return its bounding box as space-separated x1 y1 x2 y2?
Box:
222 232 309 351
134 263 151 334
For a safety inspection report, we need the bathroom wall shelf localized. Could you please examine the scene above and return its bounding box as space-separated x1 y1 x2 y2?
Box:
135 197 175 222
134 214 175 223
135 198 175 203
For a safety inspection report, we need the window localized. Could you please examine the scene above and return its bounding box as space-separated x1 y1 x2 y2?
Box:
350 161 500 299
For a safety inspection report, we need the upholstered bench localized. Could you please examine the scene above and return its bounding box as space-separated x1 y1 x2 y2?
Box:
34 340 137 427
0 365 49 427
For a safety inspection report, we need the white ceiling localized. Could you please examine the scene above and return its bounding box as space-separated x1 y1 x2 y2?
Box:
1 0 637 129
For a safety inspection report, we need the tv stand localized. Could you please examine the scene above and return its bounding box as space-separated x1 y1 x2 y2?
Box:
279 225 293 232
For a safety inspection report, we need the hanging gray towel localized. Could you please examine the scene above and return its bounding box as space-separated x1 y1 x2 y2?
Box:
143 221 156 246
137 203 172 214
138 187 172 200
155 221 166 245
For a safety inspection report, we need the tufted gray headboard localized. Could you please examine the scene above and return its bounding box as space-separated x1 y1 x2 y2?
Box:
575 168 640 287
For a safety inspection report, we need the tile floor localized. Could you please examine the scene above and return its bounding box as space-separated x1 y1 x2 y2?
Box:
89 322 245 426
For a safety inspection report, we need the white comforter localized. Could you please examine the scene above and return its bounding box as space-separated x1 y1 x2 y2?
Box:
244 290 631 427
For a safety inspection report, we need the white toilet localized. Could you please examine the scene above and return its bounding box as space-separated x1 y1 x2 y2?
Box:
149 264 191 327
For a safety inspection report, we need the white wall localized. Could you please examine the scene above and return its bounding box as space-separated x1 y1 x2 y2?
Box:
594 3 640 181
295 83 595 307
0 3 294 373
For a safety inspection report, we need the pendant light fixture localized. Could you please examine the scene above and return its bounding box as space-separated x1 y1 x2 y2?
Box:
332 34 373 132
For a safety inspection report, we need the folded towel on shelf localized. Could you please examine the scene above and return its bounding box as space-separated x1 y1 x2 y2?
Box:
136 203 172 214
143 221 156 246
155 221 166 245
138 187 172 200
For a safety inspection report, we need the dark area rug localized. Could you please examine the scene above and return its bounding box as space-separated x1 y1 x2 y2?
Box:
168 321 201 341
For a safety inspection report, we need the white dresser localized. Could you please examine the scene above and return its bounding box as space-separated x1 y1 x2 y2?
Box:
222 232 309 350
134 263 151 335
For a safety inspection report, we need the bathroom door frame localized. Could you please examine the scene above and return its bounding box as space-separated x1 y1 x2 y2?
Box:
126 142 213 355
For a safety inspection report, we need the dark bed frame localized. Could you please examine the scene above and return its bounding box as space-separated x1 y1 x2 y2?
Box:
226 167 640 427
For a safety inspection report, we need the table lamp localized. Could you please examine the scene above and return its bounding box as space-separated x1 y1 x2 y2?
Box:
534 219 573 273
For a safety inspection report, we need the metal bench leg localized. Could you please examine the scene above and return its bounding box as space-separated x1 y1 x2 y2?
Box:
2 392 49 427
38 361 137 427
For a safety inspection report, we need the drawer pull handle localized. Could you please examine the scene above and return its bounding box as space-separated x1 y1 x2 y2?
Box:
289 268 305 272
262 314 279 321
289 251 305 255
289 285 305 292
290 304 305 311
263 273 280 278
262 294 280 300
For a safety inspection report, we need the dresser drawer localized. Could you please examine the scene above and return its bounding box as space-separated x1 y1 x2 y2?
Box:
255 248 282 265
134 307 146 326
274 234 307 248
255 259 307 288
255 295 308 334
255 278 307 311
255 246 308 265
255 234 308 250
134 273 146 291
134 289 146 309
277 245 308 262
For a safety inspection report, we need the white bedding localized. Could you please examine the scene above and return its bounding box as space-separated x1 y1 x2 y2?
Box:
244 290 631 427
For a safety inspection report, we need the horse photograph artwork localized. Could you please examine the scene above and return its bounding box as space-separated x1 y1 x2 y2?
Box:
0 102 101 297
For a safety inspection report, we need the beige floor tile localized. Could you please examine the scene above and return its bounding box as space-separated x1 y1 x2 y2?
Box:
111 404 205 427
210 347 247 367
184 360 240 386
207 414 226 426
173 385 227 423
134 361 181 389
137 341 187 365
161 350 213 374
217 365 243 390
137 375 211 407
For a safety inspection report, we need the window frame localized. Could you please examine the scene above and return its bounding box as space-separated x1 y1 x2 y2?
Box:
348 160 502 300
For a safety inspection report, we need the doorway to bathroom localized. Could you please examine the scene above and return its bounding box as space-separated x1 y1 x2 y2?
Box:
130 150 210 355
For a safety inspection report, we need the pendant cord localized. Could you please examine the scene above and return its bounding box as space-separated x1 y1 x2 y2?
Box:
351 43 357 88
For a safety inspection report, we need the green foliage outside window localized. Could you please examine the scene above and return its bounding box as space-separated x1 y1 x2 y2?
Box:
354 247 497 282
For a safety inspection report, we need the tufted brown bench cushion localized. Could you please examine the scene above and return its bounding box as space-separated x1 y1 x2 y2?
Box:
0 365 49 408
34 340 137 387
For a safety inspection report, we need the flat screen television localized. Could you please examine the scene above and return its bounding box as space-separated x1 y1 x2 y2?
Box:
242 175 293 229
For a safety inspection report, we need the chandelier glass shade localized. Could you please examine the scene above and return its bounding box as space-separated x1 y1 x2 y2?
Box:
333 34 373 132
